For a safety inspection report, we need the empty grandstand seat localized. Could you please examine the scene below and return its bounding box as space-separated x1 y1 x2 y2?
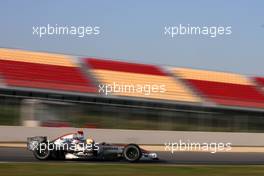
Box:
0 48 96 93
85 58 200 103
254 77 264 88
172 68 264 108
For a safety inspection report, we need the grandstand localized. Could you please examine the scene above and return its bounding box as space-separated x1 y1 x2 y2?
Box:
0 48 264 111
0 48 96 93
172 68 264 109
86 58 200 103
0 48 264 132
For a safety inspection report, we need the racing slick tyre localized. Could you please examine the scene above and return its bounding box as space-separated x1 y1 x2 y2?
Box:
33 143 51 160
123 144 142 162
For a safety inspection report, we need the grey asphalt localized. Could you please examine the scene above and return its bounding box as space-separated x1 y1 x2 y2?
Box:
1 147 264 164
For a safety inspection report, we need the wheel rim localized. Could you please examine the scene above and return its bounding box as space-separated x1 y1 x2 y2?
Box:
126 147 139 160
36 148 49 158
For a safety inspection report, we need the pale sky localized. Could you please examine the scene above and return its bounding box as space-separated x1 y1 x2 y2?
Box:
0 0 263 76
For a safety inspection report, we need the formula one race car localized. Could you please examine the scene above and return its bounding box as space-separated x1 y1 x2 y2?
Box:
27 131 158 162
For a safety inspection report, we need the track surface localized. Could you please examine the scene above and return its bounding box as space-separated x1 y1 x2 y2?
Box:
1 147 264 164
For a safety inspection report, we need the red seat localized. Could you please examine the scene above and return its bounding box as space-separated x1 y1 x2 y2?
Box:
86 58 167 76
254 77 264 87
0 60 96 93
186 79 264 108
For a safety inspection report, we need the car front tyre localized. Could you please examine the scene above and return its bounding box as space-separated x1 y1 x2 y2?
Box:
123 144 142 162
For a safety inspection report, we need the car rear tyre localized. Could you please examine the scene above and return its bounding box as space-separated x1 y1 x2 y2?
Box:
33 143 51 160
123 144 141 162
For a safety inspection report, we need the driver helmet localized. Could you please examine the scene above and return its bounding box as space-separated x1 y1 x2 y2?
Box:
86 138 94 145
76 130 84 140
